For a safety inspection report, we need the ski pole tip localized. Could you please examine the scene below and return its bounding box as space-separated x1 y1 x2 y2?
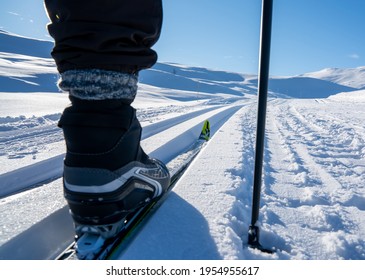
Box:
247 225 275 254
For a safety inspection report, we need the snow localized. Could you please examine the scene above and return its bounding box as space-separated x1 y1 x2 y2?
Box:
121 99 365 260
301 66 365 89
1 31 365 261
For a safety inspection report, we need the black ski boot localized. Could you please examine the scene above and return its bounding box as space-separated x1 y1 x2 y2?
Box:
58 97 170 242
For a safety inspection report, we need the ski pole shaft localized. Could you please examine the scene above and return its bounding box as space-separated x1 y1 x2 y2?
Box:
248 0 273 247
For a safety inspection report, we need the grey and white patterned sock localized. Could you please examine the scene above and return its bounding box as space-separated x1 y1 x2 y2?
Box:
58 69 138 102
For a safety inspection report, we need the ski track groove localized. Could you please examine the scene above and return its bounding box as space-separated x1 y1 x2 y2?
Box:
262 99 365 259
0 103 223 190
0 102 241 249
0 104 211 173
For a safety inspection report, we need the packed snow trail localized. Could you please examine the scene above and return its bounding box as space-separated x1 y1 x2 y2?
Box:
1 98 365 260
0 103 242 259
118 105 257 259
119 99 365 260
0 104 233 198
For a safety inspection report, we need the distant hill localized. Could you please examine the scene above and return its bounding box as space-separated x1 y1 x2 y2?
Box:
0 29 364 99
0 30 58 92
139 62 253 97
0 30 53 58
301 67 365 89
267 76 356 98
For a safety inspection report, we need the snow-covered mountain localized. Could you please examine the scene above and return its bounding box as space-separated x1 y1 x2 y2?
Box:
0 30 53 58
0 30 58 92
301 66 365 89
1 30 365 262
1 30 364 99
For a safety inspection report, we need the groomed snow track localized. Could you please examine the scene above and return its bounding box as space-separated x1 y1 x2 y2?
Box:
0 104 242 260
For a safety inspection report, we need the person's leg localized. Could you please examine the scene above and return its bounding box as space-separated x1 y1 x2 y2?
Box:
44 0 170 238
45 0 162 73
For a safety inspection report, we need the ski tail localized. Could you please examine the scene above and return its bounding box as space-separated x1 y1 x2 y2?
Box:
199 120 210 141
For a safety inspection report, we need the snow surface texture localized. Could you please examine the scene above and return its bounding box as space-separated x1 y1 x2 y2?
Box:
1 30 365 260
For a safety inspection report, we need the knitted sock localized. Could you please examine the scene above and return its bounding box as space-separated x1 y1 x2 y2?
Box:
58 69 138 103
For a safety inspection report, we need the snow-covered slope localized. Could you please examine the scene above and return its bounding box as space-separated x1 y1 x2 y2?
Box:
0 31 58 92
329 89 365 102
2 30 365 99
0 30 53 58
267 76 355 98
301 66 365 89
121 98 365 260
1 31 365 260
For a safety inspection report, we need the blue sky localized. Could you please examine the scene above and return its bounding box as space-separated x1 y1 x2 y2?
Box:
0 0 364 76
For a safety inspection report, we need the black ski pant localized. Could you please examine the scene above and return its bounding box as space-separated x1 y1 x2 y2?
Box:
44 0 163 74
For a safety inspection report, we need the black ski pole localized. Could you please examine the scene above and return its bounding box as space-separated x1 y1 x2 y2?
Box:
247 0 274 253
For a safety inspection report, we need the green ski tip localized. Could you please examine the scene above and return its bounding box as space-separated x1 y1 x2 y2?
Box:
199 120 210 141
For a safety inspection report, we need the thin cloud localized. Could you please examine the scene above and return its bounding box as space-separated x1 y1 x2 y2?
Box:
348 53 360 59
7 12 20 16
